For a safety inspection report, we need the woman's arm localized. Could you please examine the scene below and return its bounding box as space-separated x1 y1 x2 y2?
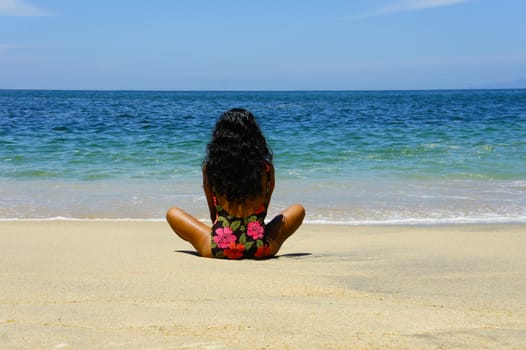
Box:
266 162 275 205
202 165 216 223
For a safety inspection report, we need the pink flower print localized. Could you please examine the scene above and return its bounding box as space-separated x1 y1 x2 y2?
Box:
213 227 236 248
247 221 264 240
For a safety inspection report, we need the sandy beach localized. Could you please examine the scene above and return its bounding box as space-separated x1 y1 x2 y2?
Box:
1 221 525 349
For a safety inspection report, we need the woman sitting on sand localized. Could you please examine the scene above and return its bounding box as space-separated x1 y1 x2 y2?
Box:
167 108 305 259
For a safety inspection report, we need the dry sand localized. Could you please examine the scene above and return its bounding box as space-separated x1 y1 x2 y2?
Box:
1 221 525 349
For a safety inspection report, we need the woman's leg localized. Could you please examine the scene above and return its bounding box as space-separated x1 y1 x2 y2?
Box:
166 207 212 258
266 204 305 256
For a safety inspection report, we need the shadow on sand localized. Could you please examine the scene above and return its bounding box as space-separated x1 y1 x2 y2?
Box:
174 250 312 259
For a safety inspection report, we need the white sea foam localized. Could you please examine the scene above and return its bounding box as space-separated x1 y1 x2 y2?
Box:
304 216 526 226
2 215 525 226
0 216 166 222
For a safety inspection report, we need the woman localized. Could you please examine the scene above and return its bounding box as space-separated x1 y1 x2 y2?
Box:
166 108 305 259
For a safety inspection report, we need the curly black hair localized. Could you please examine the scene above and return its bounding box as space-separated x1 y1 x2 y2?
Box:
204 108 273 203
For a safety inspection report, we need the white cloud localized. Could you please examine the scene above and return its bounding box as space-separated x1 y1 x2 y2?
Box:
354 0 472 19
0 0 50 16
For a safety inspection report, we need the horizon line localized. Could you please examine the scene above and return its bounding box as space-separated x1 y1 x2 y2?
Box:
2 87 525 93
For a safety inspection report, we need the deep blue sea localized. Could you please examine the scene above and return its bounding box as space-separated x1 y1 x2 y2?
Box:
1 89 525 223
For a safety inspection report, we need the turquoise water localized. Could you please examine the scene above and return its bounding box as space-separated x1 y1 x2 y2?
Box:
1 89 525 223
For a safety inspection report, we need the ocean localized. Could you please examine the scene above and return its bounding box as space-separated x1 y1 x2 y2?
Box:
1 89 525 224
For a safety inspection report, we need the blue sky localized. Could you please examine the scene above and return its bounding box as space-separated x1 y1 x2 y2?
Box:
1 0 525 90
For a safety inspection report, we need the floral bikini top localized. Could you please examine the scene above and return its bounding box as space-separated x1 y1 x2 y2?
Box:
210 196 272 259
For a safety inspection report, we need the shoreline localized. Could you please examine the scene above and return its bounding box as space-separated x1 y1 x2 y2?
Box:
2 217 526 226
2 221 525 349
2 176 525 225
